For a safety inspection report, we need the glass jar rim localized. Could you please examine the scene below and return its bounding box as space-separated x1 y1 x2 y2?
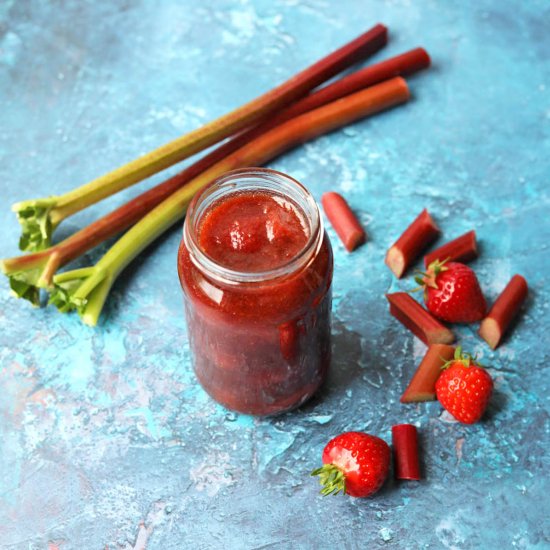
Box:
182 167 323 284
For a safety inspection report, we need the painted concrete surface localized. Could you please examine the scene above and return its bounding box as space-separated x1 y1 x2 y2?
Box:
0 0 549 548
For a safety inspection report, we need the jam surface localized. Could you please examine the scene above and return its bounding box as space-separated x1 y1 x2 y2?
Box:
179 186 333 415
197 191 310 273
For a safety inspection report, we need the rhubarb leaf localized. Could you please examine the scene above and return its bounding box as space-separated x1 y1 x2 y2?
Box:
50 267 109 321
12 198 58 252
9 273 40 306
48 280 87 314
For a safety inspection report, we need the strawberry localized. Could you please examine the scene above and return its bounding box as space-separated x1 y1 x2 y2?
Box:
311 431 390 497
415 259 487 323
435 347 493 424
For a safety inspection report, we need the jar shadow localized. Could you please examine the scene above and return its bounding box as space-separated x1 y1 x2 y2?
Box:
298 318 385 412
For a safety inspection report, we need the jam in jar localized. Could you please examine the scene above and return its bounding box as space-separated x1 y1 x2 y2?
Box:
178 168 333 415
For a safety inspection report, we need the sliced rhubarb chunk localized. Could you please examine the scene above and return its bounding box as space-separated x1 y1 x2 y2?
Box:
424 230 478 268
392 424 421 480
386 292 455 345
385 209 440 278
400 344 455 402
479 275 528 349
321 192 366 251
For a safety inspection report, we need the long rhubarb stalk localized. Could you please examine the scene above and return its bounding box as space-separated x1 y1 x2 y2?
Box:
47 77 409 325
2 46 432 300
12 24 387 252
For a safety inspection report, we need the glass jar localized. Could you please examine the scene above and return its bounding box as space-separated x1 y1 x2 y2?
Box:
177 168 333 415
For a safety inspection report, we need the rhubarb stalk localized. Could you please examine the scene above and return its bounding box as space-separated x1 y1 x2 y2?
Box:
13 24 388 252
46 77 410 325
1 46 432 300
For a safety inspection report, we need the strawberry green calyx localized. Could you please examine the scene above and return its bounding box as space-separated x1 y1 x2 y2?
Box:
427 258 451 276
441 346 482 370
310 464 347 496
414 258 450 290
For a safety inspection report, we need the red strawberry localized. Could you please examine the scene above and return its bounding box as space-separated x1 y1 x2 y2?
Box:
416 260 487 323
435 347 493 424
311 431 390 497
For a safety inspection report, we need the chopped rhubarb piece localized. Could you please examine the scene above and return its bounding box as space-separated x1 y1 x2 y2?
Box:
321 192 366 251
479 275 528 349
400 344 455 402
385 209 440 278
386 292 455 345
392 424 420 480
424 230 478 268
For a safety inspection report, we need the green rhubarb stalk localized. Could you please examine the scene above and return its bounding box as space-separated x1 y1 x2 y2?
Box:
48 77 409 325
12 24 387 252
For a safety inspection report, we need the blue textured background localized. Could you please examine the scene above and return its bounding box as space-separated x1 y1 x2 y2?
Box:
1 1 549 548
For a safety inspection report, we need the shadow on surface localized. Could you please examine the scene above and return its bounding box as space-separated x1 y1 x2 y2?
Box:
483 386 507 422
299 317 400 413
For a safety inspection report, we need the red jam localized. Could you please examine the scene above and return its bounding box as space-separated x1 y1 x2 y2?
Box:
178 168 333 415
198 191 309 272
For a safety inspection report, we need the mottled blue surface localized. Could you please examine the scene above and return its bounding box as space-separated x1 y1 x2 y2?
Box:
1 1 549 548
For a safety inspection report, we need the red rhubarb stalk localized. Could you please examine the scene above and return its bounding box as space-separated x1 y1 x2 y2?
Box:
400 344 456 402
13 24 389 252
385 209 440 278
479 275 528 349
424 230 478 267
321 192 366 251
386 292 455 345
392 424 421 481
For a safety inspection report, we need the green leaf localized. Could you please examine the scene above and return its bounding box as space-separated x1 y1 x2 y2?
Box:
9 276 40 306
12 198 57 252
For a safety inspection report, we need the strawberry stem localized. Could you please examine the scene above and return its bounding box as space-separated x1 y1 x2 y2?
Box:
311 464 347 496
441 346 481 370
